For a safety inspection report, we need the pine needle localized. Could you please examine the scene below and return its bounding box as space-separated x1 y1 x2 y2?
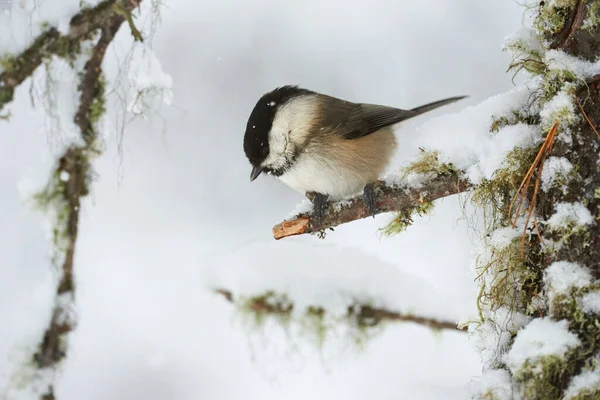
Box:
574 95 600 142
508 121 558 258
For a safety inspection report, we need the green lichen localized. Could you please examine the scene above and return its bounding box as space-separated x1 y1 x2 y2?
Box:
582 0 600 32
112 2 144 42
30 146 97 265
476 236 541 320
89 74 106 124
471 142 547 322
514 354 574 400
539 69 581 108
300 306 329 347
471 2 600 398
477 391 505 400
526 288 600 399
233 291 384 349
377 149 459 236
505 39 546 79
0 54 17 70
0 87 13 107
379 201 434 236
542 201 594 256
547 220 592 254
401 150 457 178
471 146 539 222
551 287 600 364
346 303 386 349
32 170 71 265
238 291 293 329
568 388 600 400
490 111 541 134
530 268 600 398
472 121 546 321
51 36 82 65
544 162 579 195
534 0 578 39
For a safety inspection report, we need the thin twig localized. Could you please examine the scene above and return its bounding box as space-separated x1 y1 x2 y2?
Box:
273 172 470 240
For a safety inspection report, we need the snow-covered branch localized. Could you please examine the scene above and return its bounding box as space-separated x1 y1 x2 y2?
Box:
1 1 143 399
273 172 470 240
0 0 142 113
215 289 466 333
34 12 127 373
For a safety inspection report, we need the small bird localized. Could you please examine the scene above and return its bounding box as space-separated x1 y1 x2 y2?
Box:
243 85 466 222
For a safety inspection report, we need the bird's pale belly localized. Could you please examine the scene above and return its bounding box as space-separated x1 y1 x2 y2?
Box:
277 127 396 200
278 154 374 200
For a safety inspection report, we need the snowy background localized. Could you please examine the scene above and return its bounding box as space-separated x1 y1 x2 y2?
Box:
0 1 527 399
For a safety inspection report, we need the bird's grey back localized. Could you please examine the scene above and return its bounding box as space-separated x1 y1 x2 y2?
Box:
315 93 467 140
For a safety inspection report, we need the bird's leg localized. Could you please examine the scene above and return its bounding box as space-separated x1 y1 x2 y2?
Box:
363 183 378 217
307 191 329 224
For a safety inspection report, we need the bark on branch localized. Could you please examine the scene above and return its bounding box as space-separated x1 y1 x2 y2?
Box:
215 289 466 333
549 0 600 59
471 1 600 398
273 172 471 240
1 1 143 399
0 0 142 113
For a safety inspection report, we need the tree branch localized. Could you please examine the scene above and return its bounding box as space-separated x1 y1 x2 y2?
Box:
273 172 471 240
3 2 144 399
215 289 466 333
0 0 141 113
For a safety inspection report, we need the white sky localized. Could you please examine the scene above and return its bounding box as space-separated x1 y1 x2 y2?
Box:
0 1 527 399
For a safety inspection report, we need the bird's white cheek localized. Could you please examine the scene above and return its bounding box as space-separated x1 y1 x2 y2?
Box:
269 128 288 154
262 128 290 167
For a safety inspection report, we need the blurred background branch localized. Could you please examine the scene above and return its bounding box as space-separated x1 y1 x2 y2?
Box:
1 1 143 399
215 289 466 334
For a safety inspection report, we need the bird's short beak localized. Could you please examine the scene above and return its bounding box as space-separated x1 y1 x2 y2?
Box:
250 165 264 182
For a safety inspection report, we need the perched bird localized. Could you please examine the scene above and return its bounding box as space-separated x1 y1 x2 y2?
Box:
243 85 466 222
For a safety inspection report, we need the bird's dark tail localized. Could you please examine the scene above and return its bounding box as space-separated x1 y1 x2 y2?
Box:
409 95 468 116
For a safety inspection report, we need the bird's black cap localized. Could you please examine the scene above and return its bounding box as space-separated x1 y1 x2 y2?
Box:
243 85 312 170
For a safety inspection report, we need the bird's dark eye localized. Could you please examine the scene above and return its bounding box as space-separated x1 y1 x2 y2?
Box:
261 147 269 156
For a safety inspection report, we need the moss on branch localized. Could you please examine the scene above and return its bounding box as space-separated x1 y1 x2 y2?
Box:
3 2 144 399
0 0 142 113
215 289 465 348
